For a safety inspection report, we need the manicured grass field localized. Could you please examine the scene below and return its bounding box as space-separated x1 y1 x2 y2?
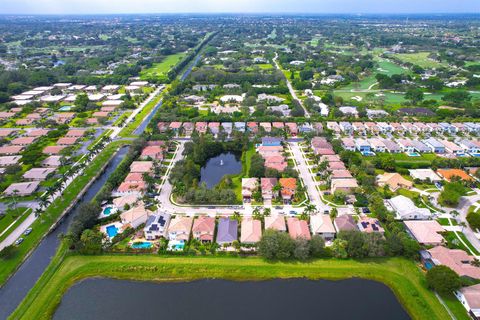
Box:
394 52 446 69
0 141 127 286
140 52 187 79
376 59 406 75
0 208 31 243
11 255 468 320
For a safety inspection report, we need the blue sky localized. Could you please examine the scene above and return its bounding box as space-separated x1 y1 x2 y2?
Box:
1 0 479 14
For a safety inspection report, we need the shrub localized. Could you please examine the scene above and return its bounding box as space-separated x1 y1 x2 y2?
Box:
426 265 461 295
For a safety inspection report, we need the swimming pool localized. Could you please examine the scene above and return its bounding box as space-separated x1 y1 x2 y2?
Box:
106 225 118 238
361 151 375 157
131 242 152 249
406 152 420 157
471 153 480 157
103 207 112 216
59 106 72 111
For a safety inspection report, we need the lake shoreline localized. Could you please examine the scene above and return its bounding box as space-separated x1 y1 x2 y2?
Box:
10 255 461 320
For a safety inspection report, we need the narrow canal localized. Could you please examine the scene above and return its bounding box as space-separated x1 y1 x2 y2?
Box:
0 146 129 320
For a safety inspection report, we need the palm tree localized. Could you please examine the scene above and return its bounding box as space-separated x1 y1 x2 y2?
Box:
252 207 262 220
303 203 317 216
232 211 241 223
263 207 271 217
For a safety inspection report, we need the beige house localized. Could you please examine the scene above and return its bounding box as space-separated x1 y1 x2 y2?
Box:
168 216 193 241
376 172 412 191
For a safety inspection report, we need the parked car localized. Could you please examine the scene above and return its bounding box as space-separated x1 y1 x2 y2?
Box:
24 228 32 236
15 238 24 246
289 210 297 216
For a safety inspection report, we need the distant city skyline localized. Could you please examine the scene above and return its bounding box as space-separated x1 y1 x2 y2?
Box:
1 0 479 15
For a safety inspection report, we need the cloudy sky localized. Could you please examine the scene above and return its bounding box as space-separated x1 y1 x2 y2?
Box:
1 0 479 14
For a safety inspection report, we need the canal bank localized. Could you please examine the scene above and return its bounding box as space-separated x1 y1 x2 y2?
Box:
0 146 129 320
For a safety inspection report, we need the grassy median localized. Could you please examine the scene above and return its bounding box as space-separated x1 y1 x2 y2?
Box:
11 255 468 320
0 140 127 286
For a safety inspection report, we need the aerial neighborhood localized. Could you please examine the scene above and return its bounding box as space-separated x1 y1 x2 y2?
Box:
1 10 480 320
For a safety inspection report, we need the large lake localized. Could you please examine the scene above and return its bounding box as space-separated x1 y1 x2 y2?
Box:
200 152 242 188
54 278 410 320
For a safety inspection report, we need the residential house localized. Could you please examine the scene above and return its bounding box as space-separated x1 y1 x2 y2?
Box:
387 195 432 220
168 216 193 241
437 169 473 182
264 155 287 172
279 178 297 203
403 220 444 245
242 178 259 202
208 122 220 135
334 215 358 232
264 215 286 232
240 217 262 244
0 155 21 167
411 140 431 153
455 284 480 319
369 138 386 152
3 181 40 196
121 205 153 229
259 122 272 133
11 137 37 146
357 217 385 234
216 217 238 245
234 122 246 132
341 138 355 151
440 139 464 155
381 139 401 153
310 215 336 241
221 122 232 136
409 169 442 182
195 122 208 134
286 217 311 240
261 178 278 202
262 137 282 147
42 146 65 155
397 139 416 153
459 140 480 154
424 138 445 154
285 122 298 136
144 212 171 240
130 161 153 173
366 109 389 119
426 246 480 279
182 122 194 136
22 168 55 181
339 106 358 117
331 179 358 194
192 216 216 243
112 194 140 211
326 121 341 134
339 122 353 135
376 172 413 191
354 138 371 153
140 145 165 161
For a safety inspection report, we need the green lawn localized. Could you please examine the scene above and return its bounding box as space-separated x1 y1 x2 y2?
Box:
11 255 467 320
0 141 127 286
0 208 31 242
376 59 406 75
140 53 187 80
394 52 446 69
